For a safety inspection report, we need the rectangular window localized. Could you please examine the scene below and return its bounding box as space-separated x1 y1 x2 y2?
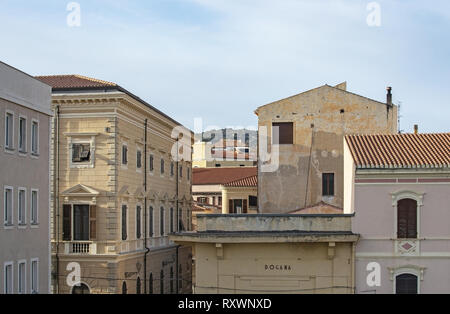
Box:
161 158 165 175
31 259 38 294
31 190 38 225
249 196 258 207
322 173 335 196
72 143 91 163
19 117 26 152
273 122 294 145
137 150 142 169
198 197 208 204
149 206 154 237
136 205 142 239
4 263 13 294
171 162 174 177
122 145 128 165
5 112 13 149
179 166 183 178
31 121 38 154
218 197 222 206
122 205 128 241
160 207 165 236
73 205 90 241
18 188 26 225
149 155 154 172
170 208 174 234
4 187 13 226
18 261 26 294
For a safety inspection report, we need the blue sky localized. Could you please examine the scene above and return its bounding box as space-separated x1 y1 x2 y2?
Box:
0 0 449 132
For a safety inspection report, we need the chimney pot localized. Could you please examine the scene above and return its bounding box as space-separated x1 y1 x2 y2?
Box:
386 87 393 107
414 125 419 134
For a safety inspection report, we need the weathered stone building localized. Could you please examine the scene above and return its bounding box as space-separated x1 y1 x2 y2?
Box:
255 82 398 213
36 75 193 294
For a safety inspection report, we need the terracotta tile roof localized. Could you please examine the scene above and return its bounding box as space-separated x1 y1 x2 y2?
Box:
35 75 117 90
224 175 258 187
345 133 450 169
193 167 257 185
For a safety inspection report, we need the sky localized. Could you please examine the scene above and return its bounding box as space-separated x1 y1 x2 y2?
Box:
0 0 449 132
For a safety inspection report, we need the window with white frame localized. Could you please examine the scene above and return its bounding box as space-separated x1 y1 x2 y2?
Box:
136 149 142 170
4 187 13 226
121 204 128 241
30 259 38 294
5 112 14 149
31 120 38 155
160 158 165 175
19 117 27 153
149 206 154 237
122 144 128 166
18 188 26 225
31 190 38 225
4 262 13 294
160 207 165 236
18 261 26 294
72 143 91 163
149 154 154 172
136 205 142 239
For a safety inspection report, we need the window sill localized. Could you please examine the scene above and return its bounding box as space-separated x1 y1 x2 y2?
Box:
4 147 15 154
4 225 14 230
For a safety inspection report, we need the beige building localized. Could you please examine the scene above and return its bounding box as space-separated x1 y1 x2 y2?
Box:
0 61 52 294
255 82 398 213
171 214 359 294
36 75 193 294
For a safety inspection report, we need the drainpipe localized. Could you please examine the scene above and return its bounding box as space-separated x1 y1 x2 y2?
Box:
175 136 181 293
54 105 60 294
144 119 150 294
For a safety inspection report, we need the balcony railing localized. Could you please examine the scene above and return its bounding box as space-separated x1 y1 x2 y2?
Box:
64 242 97 255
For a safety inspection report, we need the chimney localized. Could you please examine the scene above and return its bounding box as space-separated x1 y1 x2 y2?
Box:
387 87 393 107
414 125 419 134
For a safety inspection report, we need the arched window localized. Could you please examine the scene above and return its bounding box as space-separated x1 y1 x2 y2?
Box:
396 274 418 294
122 281 127 294
160 270 164 294
72 283 90 294
136 277 141 294
397 199 417 239
149 273 153 294
160 207 165 236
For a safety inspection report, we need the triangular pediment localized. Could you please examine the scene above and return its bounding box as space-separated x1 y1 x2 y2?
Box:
118 185 131 197
61 184 100 196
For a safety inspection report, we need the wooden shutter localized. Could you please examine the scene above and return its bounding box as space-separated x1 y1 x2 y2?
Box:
273 122 293 144
89 205 97 241
243 200 248 213
229 200 234 214
63 205 72 241
397 199 417 239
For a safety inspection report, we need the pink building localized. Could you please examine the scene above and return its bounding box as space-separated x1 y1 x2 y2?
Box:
344 133 450 294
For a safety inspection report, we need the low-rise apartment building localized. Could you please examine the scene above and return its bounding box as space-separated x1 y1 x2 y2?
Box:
0 61 52 294
344 132 450 294
36 75 193 294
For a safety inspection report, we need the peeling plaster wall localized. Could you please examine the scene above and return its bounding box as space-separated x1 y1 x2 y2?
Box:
257 85 397 213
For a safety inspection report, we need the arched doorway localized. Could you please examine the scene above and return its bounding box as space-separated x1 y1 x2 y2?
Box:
72 283 90 294
396 274 418 294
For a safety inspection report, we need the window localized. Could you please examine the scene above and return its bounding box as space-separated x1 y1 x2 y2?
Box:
72 283 90 294
397 199 417 239
179 165 183 178
31 259 38 294
186 210 191 231
160 207 165 236
249 196 258 207
73 205 90 241
178 208 183 231
122 205 128 241
136 277 141 294
122 281 127 294
137 150 142 170
19 117 26 153
122 144 128 165
5 112 13 149
396 274 418 294
31 121 38 155
187 168 190 180
160 270 164 294
198 197 208 204
31 190 38 225
149 154 154 172
149 273 153 294
170 208 174 233
171 162 174 177
18 188 26 225
322 173 335 196
136 205 142 239
170 267 174 294
72 143 91 163
160 158 165 175
4 262 13 294
4 187 13 226
149 206 154 237
18 261 26 294
218 197 222 206
273 122 293 144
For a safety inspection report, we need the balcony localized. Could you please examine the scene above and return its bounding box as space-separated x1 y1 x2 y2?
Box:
64 242 97 255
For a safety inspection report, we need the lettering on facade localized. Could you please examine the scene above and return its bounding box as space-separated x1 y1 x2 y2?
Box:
264 264 292 271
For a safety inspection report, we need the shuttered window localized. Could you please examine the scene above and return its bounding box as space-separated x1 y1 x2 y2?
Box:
73 205 90 241
63 204 72 241
273 122 294 144
397 199 417 239
243 200 248 214
89 205 97 241
396 274 418 294
322 173 335 196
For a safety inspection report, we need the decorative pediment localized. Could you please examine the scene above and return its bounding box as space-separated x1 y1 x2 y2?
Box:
61 184 100 197
118 185 131 197
135 187 145 199
147 191 159 200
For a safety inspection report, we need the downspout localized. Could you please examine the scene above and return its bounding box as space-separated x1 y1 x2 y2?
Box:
175 136 180 293
144 119 149 294
54 105 60 294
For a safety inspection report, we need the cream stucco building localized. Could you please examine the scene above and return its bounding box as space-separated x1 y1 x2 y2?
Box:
37 75 193 294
